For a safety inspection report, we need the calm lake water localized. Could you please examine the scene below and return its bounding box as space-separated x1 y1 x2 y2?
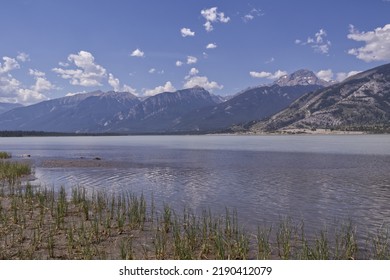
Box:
1 135 390 237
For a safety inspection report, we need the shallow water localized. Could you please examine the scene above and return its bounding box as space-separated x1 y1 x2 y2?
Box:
2 135 390 236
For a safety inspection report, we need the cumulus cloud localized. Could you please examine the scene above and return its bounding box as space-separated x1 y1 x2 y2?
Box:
130 48 145 57
0 75 22 102
52 51 107 87
18 69 55 103
0 56 20 74
296 29 331 54
108 73 137 94
201 7 230 32
316 69 362 82
335 71 362 82
176 60 183 67
183 68 223 91
347 24 390 62
16 52 30 62
58 61 69 67
249 70 288 79
143 81 176 96
316 69 334 82
187 56 198 64
185 67 199 79
181 27 195 37
0 56 53 105
148 68 156 74
206 43 217 49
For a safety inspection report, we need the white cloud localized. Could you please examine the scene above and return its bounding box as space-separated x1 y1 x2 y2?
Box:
148 68 164 74
204 21 213 32
335 71 361 82
20 69 55 103
296 29 331 54
0 75 22 102
184 76 223 91
181 27 195 37
206 43 217 49
176 60 183 67
201 7 230 32
249 70 288 79
242 8 263 22
316 69 334 82
183 68 223 92
52 50 107 87
0 56 20 74
265 57 275 64
185 68 199 79
130 48 145 57
187 56 198 64
315 69 362 82
0 56 52 105
16 52 30 62
65 90 87 97
143 81 176 96
347 24 390 62
58 61 69 67
108 73 137 94
108 73 121 91
243 15 254 22
29 69 45 77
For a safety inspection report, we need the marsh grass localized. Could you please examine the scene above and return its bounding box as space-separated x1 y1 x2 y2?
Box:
0 160 31 185
0 152 11 159
1 159 390 259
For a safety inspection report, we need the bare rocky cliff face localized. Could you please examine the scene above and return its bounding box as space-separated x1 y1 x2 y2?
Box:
250 63 390 132
274 69 332 87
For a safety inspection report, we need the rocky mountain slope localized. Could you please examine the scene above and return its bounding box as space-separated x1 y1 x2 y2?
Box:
0 87 218 133
172 70 328 132
0 91 140 132
250 63 390 132
106 87 218 133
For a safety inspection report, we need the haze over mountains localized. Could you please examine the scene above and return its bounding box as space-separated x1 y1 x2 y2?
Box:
0 63 389 134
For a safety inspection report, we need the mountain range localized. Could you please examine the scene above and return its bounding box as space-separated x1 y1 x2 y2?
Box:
250 63 390 133
0 63 389 134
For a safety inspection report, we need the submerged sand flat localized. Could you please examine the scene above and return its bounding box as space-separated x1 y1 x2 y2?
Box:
40 158 116 168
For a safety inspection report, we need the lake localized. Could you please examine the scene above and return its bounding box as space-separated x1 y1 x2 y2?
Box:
1 135 390 237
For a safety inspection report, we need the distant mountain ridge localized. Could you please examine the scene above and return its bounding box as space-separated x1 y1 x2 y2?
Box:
0 91 140 132
250 63 390 132
106 87 218 133
0 87 219 133
171 70 328 132
0 102 23 115
1 65 389 134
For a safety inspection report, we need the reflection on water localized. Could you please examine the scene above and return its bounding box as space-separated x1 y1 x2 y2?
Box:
2 135 390 236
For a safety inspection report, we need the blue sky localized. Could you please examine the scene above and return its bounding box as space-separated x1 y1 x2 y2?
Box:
1 0 390 105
